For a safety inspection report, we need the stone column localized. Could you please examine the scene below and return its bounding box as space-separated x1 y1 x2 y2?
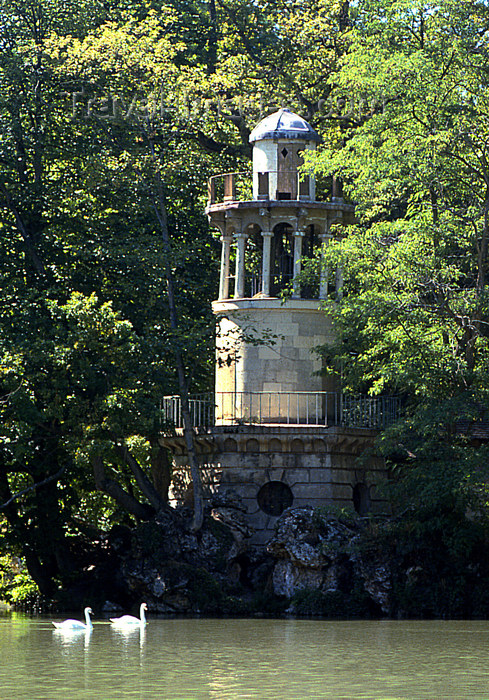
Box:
234 232 247 299
219 235 232 300
261 230 273 296
292 229 305 299
319 233 331 300
335 266 344 299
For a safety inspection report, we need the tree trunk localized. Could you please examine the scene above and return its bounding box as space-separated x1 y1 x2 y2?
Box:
113 439 167 512
477 187 489 293
0 470 56 597
150 440 172 501
91 455 154 520
147 132 205 532
338 1 350 32
207 0 218 73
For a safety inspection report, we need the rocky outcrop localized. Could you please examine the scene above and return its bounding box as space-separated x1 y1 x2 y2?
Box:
350 547 391 614
267 506 392 615
38 485 489 619
108 490 256 614
101 500 393 616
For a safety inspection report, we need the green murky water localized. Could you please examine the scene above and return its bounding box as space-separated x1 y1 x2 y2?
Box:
1 612 489 699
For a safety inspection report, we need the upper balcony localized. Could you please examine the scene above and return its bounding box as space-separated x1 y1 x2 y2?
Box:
161 392 401 431
206 170 342 210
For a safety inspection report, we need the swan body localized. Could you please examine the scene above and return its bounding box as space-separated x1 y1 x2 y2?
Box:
52 607 93 631
110 603 147 626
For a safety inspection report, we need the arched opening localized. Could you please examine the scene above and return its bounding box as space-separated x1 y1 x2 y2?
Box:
271 223 294 296
353 482 371 516
223 438 238 452
291 439 304 453
246 438 260 452
313 438 326 453
244 224 263 297
300 224 320 299
269 438 282 452
257 481 294 516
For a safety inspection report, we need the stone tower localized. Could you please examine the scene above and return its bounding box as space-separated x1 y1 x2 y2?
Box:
163 109 398 545
210 108 348 421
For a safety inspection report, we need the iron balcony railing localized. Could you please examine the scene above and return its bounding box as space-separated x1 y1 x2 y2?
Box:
207 170 326 205
161 392 401 430
161 393 215 429
208 171 252 204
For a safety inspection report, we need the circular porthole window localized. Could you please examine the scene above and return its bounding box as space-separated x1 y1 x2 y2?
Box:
257 481 293 516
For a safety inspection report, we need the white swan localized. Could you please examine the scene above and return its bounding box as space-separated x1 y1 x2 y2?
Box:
110 602 147 626
52 607 93 631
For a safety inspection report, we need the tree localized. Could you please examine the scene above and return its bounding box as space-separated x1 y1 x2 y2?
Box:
0 0 220 597
0 0 361 600
305 0 489 516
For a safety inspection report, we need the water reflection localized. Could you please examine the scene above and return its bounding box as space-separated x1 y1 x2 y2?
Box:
110 623 146 652
3 616 489 699
52 626 92 650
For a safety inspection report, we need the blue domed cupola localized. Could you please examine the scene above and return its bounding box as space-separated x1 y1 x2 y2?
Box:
249 108 321 143
249 108 321 202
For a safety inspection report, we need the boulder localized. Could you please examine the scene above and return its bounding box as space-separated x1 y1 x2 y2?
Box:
112 492 254 614
267 506 392 614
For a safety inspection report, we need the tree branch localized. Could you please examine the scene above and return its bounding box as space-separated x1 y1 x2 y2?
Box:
0 181 45 274
112 438 167 512
193 129 251 158
91 455 153 520
0 466 65 510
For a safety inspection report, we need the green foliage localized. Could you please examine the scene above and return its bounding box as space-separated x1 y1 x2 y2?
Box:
311 0 489 396
297 1 489 619
354 505 489 618
313 504 359 528
0 555 39 605
0 0 223 598
4 0 489 619
129 521 170 566
247 590 288 616
304 0 489 564
185 566 224 614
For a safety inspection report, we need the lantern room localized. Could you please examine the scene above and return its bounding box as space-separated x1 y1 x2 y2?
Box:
204 108 356 422
249 107 320 202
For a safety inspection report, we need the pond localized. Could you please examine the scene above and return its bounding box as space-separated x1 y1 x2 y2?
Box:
1 610 488 699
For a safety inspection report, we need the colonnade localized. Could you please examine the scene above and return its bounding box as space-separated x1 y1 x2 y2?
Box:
218 226 337 301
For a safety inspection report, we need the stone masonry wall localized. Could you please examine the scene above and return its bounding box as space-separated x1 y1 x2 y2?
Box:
165 426 388 546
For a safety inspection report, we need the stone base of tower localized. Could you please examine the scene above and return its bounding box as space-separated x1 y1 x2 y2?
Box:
161 425 389 547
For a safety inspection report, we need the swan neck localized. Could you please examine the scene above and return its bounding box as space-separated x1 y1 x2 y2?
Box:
140 605 146 623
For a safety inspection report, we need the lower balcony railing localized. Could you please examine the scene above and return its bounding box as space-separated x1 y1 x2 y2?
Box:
161 392 401 430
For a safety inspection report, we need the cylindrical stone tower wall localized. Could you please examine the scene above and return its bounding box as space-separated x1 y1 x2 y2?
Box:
213 297 339 424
